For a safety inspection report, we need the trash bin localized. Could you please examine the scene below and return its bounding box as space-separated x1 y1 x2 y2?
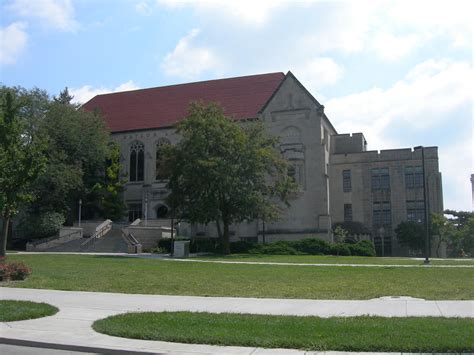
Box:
173 240 190 258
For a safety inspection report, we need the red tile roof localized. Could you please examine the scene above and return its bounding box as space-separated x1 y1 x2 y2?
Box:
82 72 285 133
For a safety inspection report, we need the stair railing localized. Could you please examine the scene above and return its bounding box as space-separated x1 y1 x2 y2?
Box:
121 230 142 254
80 219 112 248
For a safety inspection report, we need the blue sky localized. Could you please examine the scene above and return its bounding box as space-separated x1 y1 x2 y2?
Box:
1 0 472 211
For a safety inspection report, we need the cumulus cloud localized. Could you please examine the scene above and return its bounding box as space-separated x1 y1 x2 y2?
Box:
8 0 78 32
439 137 473 211
70 80 140 104
371 32 421 61
0 22 28 66
294 57 344 90
325 59 473 149
157 0 289 26
161 28 222 80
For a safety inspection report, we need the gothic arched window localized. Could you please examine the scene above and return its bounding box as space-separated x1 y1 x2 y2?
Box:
130 141 144 182
155 138 170 180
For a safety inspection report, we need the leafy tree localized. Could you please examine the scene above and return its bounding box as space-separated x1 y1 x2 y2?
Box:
333 225 348 244
86 142 127 220
28 91 111 222
163 102 296 254
0 88 47 257
443 210 474 256
430 213 457 257
395 221 425 255
53 87 75 106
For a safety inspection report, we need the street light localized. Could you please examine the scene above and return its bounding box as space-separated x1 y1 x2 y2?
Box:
414 146 430 265
78 199 82 227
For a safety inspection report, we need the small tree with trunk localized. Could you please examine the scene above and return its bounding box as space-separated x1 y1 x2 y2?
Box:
162 102 296 254
0 90 46 258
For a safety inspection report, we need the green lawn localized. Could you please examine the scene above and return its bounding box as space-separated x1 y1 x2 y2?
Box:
93 312 474 352
3 254 473 300
0 300 58 321
195 254 474 265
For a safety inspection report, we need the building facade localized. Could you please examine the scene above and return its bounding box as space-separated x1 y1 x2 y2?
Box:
84 71 443 255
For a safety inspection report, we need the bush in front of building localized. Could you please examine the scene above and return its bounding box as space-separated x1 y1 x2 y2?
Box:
249 241 299 255
347 240 376 256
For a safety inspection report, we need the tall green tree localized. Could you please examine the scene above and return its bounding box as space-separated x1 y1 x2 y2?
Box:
395 221 425 255
163 102 296 254
0 89 46 257
28 91 111 222
443 210 474 256
86 142 127 221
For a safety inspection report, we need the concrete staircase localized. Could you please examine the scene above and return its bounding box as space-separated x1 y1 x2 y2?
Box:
40 229 129 253
83 229 128 253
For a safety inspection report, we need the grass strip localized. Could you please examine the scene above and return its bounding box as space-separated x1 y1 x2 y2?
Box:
93 311 474 352
4 254 474 300
0 300 58 321
196 254 474 265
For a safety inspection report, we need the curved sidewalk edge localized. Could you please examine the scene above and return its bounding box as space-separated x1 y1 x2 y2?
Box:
0 287 472 355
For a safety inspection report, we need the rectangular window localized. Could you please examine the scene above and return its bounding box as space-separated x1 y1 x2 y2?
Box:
342 170 351 192
406 200 425 222
373 201 391 226
128 203 142 222
371 168 390 191
405 166 423 188
344 204 353 222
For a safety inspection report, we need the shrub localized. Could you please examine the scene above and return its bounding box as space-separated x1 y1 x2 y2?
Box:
149 246 168 254
22 212 66 239
0 262 32 281
190 238 221 253
348 240 376 256
157 239 172 252
249 241 299 255
331 243 351 256
292 238 332 255
230 240 256 254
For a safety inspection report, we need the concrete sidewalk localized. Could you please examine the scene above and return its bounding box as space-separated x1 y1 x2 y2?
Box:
1 288 473 354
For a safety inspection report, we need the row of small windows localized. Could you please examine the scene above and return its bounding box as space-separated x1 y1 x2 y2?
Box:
341 165 424 192
343 200 425 227
129 140 170 182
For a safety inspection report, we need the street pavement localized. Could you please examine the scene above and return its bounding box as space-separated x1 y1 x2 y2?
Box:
0 287 473 354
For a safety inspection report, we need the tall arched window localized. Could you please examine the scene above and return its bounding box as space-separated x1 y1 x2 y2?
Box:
155 138 170 180
130 141 144 182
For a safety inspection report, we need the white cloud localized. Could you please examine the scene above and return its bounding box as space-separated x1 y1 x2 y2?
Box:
371 32 421 61
0 22 28 66
326 59 473 149
439 137 473 211
135 1 152 15
161 28 222 80
8 0 78 32
70 80 140 104
294 57 344 90
157 0 289 26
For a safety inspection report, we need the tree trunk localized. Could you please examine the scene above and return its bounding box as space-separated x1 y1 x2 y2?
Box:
222 219 231 255
1 215 10 260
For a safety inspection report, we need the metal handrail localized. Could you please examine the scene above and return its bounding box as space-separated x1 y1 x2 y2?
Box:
121 230 141 246
80 220 112 247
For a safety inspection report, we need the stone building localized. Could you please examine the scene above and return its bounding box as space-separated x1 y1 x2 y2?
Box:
84 71 443 255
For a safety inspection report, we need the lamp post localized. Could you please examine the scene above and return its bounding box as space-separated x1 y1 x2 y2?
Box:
144 195 148 226
378 226 385 257
78 199 82 227
414 146 430 265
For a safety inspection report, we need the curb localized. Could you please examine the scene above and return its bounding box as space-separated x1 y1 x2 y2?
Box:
0 337 163 355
